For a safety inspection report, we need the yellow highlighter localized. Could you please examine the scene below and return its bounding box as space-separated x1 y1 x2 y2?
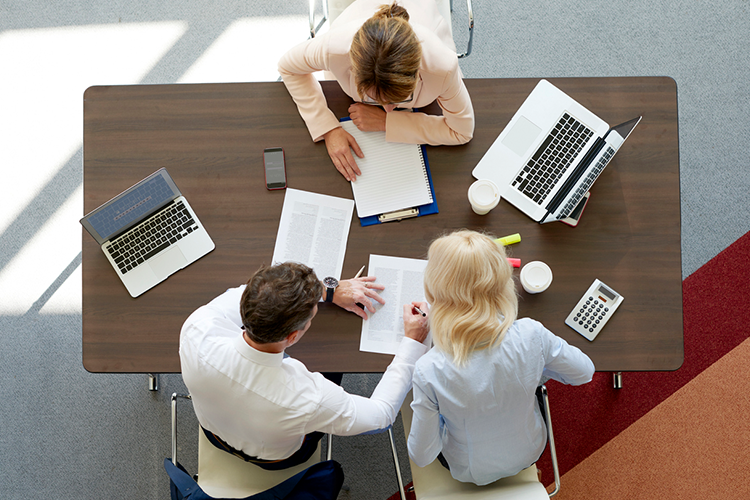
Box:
495 233 521 246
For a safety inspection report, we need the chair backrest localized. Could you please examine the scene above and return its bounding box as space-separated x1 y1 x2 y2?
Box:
310 0 472 57
326 0 452 35
400 389 554 499
197 425 324 497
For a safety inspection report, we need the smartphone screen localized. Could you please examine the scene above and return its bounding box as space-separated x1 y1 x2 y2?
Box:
264 147 287 190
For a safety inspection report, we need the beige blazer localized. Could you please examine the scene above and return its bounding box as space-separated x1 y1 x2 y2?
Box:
278 0 474 146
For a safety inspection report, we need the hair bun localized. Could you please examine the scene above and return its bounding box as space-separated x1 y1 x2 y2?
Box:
375 2 410 21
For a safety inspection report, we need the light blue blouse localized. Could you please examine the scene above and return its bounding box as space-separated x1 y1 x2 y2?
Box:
408 318 595 485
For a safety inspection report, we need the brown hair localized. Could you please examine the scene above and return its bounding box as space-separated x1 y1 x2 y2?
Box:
240 262 323 344
350 2 422 104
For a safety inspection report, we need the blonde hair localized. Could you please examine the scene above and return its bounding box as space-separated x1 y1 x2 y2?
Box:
424 230 518 366
350 2 422 104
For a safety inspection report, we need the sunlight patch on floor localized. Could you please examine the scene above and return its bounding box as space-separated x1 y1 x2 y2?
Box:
178 16 309 83
0 185 82 314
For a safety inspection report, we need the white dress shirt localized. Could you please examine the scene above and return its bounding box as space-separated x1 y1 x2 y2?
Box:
408 318 595 485
180 285 428 460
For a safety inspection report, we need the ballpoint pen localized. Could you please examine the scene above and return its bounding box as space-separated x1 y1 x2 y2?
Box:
412 306 427 317
354 265 366 310
354 265 366 279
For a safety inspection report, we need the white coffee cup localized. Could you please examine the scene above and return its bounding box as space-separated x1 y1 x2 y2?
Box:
468 179 500 215
520 261 553 294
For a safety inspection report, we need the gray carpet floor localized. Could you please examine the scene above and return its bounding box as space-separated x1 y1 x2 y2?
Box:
1 0 748 498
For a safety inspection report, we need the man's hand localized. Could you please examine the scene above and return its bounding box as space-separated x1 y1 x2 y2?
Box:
323 127 364 182
348 103 387 133
332 275 386 320
403 302 430 344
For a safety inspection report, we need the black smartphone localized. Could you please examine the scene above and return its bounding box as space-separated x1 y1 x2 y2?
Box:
263 147 287 190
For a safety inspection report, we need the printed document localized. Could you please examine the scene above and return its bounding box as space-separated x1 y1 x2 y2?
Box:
272 189 354 281
360 254 430 355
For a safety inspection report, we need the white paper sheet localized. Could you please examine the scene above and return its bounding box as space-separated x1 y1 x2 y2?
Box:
272 189 354 281
341 120 432 218
360 254 430 355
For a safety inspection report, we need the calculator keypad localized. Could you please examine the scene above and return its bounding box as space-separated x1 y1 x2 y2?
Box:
574 297 611 333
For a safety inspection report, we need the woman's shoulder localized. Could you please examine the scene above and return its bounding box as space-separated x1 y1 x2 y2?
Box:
414 346 451 375
505 318 548 342
413 25 459 76
512 317 544 329
318 21 361 56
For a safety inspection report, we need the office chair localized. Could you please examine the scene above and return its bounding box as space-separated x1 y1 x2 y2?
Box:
309 0 474 58
166 393 343 499
398 385 561 499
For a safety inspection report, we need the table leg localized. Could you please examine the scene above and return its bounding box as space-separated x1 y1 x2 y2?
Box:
148 373 160 391
613 372 623 389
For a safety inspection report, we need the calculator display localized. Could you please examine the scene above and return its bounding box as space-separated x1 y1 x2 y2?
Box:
598 285 616 301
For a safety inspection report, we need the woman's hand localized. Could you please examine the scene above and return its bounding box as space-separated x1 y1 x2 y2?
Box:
323 127 364 181
332 275 386 320
348 103 387 132
403 301 430 344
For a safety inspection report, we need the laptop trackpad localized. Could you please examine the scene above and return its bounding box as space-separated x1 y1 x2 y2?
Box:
502 116 542 157
149 246 187 279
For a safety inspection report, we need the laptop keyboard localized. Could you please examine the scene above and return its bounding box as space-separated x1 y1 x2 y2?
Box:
512 113 594 203
104 200 199 275
559 146 615 218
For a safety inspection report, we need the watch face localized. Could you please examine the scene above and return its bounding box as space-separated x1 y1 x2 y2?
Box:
323 276 339 288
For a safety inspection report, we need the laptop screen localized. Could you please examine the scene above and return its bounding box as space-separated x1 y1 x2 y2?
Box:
81 168 180 244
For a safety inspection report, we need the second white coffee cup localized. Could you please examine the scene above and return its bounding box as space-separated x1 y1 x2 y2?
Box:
520 261 553 294
468 179 500 215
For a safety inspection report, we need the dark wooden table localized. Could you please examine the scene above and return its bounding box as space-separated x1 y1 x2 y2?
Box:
82 77 682 374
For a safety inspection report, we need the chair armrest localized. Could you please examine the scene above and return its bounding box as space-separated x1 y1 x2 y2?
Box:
309 0 330 38
171 393 192 466
457 0 474 58
540 385 560 497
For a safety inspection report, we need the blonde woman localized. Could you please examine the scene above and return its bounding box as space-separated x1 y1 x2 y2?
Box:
278 0 474 181
407 230 595 485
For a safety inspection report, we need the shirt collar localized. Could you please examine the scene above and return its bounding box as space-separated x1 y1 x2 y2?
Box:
233 335 284 367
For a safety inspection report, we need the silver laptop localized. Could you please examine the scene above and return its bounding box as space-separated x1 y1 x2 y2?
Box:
472 79 641 223
80 168 215 297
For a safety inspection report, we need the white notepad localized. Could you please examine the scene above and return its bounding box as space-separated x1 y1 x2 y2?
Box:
341 120 433 218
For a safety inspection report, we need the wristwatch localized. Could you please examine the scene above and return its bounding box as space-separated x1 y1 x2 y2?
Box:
323 277 339 303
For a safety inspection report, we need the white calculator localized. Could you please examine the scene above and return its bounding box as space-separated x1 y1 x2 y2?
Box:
565 279 624 341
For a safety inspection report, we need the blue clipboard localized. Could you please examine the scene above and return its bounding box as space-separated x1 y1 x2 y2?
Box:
339 117 438 226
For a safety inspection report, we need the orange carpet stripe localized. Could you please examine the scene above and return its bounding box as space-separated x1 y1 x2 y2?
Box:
547 336 750 499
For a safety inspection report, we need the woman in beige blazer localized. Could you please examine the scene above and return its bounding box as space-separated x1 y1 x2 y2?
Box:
278 0 475 181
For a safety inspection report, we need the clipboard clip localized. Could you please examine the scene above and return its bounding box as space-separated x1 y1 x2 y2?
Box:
378 208 420 223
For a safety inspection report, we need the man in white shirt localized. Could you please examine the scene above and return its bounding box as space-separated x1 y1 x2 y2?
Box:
180 262 430 469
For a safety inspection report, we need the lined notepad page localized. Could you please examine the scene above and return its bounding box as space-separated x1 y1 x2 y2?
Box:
341 120 432 218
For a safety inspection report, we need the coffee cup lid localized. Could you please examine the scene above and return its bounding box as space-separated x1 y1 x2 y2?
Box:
469 180 499 208
520 261 553 289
